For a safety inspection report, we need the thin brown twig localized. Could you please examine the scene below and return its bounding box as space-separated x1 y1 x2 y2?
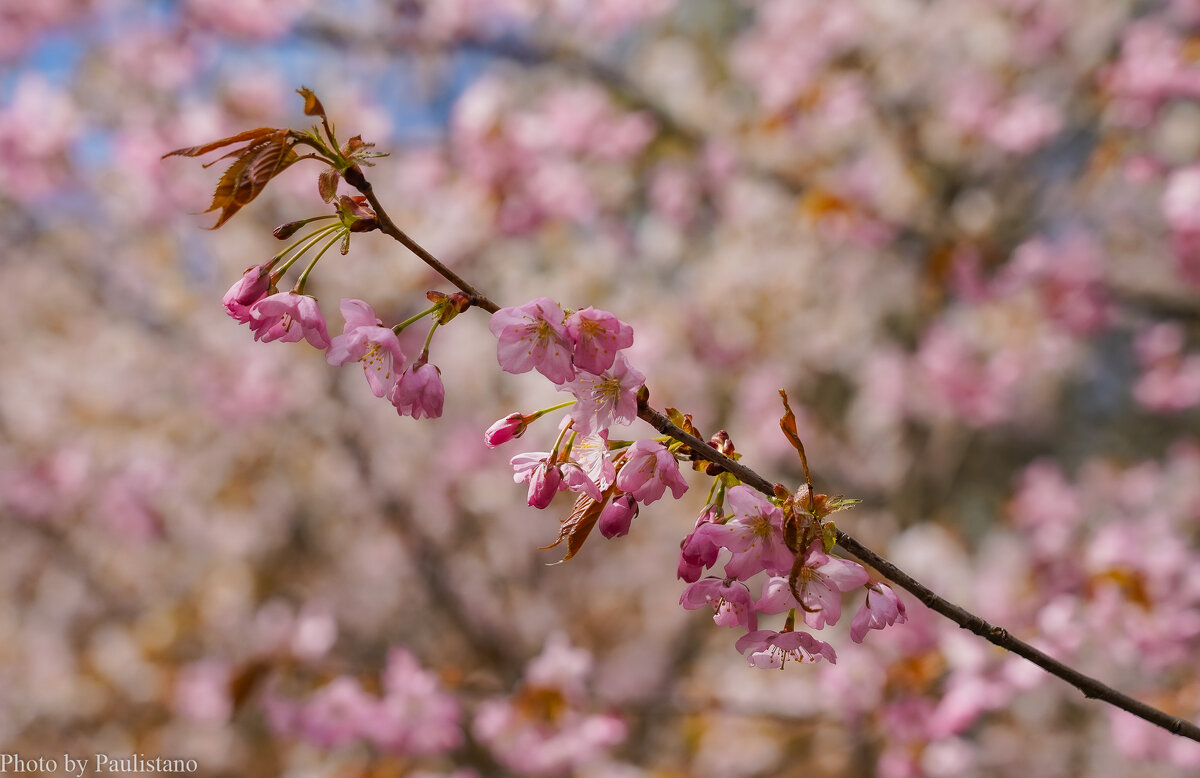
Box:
353 175 1200 744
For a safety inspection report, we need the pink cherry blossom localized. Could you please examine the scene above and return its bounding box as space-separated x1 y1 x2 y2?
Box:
389 362 445 419
484 413 528 447
512 452 562 509
570 430 616 489
735 629 837 668
564 306 634 375
559 353 645 434
489 297 575 384
678 505 722 582
247 292 331 349
613 440 688 505
560 461 602 501
699 485 793 581
789 543 871 629
598 493 637 538
327 299 406 397
851 583 909 643
223 263 274 323
679 577 758 631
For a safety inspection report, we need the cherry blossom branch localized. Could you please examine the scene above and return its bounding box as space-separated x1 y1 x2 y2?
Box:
351 172 1200 745
351 178 501 315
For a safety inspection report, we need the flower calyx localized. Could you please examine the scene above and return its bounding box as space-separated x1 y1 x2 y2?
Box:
335 195 378 234
426 291 472 325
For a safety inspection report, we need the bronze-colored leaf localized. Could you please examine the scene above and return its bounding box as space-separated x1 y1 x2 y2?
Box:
540 493 604 563
161 127 280 160
202 131 299 229
296 86 325 118
318 167 340 203
778 389 813 490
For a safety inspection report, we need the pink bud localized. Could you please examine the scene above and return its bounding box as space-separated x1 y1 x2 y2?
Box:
223 264 274 323
484 413 527 448
598 494 638 538
527 463 561 509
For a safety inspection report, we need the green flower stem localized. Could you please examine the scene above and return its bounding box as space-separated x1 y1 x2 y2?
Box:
530 399 576 420
293 228 347 294
276 223 343 274
416 321 439 362
561 430 579 460
392 303 440 335
548 418 574 464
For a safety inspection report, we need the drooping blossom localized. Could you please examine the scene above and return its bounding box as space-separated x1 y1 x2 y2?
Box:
851 583 909 643
559 354 644 434
678 504 722 582
560 461 603 501
512 452 562 509
679 577 758 631
485 413 528 447
564 306 634 375
775 543 872 629
697 485 792 580
598 493 637 538
613 440 687 505
222 263 274 323
326 299 406 397
247 292 331 348
735 629 837 668
389 362 445 419
489 298 575 384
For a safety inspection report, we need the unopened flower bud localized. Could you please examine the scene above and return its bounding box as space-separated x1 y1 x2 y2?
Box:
485 413 528 448
273 220 307 240
599 494 638 538
527 464 561 509
223 262 277 323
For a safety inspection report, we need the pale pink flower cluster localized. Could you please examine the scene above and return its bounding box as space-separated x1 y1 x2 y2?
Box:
223 284 447 420
731 0 862 114
472 635 626 775
943 76 1064 155
1100 20 1200 127
183 0 318 40
997 234 1111 336
263 647 462 756
0 75 81 201
1134 323 1200 413
911 230 1113 428
1162 165 1200 286
452 80 656 233
0 0 91 61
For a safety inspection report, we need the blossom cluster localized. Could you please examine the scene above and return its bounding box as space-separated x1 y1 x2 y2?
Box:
262 647 462 756
223 264 450 420
678 484 906 668
486 297 907 667
487 297 672 521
